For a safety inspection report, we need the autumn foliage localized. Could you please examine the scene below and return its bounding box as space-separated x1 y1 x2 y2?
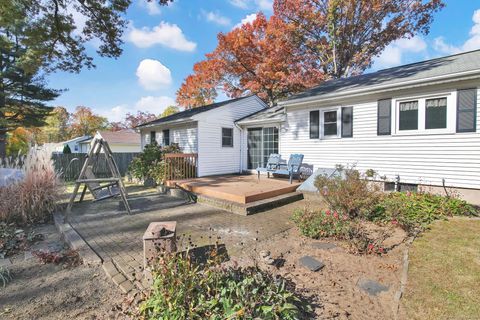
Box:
177 0 444 107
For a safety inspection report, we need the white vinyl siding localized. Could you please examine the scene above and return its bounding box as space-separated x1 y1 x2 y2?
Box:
280 88 480 189
196 96 266 176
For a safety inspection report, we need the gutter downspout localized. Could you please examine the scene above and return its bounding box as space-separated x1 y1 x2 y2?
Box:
234 122 244 174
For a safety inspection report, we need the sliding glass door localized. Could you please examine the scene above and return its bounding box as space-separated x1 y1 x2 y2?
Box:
247 127 279 169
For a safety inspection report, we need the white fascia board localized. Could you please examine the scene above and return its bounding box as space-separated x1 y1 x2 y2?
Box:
280 70 480 108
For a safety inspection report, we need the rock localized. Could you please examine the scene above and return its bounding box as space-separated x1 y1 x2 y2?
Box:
311 242 337 250
259 250 270 258
0 258 12 267
264 257 275 265
357 279 389 296
299 256 325 272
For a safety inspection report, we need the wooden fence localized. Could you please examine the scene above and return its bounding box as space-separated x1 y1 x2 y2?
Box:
164 153 198 181
52 153 140 181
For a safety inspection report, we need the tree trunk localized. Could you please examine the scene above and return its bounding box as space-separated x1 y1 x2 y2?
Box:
0 131 6 158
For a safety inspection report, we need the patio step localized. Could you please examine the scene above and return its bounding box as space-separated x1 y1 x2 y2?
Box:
197 191 304 216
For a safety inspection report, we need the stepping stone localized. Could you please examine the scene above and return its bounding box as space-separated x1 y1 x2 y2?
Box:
0 258 12 267
357 279 389 296
311 242 337 250
299 256 324 272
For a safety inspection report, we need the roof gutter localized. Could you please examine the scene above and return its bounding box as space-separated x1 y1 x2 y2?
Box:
136 118 195 130
280 70 480 107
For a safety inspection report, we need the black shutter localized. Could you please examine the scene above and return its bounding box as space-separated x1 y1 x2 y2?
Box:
377 99 392 135
310 110 319 139
341 107 353 138
457 89 477 133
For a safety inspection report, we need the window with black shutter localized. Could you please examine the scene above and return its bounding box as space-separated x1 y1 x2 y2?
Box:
377 99 392 135
310 110 319 139
457 89 477 133
341 107 353 138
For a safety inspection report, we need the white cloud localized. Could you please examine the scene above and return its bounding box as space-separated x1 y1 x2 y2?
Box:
203 11 231 26
127 22 197 51
433 9 480 55
136 59 172 90
256 0 273 11
103 96 176 122
139 0 161 15
233 13 258 29
229 0 249 9
374 36 427 69
134 96 176 115
229 0 272 11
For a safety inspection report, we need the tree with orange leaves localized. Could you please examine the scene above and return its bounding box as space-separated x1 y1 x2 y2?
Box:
177 13 323 107
274 0 444 78
177 0 444 107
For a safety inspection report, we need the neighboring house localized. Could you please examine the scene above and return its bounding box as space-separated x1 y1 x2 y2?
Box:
136 95 267 177
45 135 91 153
80 130 141 153
241 49 480 202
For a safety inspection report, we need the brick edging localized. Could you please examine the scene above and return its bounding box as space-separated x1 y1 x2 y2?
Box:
53 212 102 266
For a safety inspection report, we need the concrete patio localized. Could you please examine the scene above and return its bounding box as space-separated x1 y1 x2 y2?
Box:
64 185 304 293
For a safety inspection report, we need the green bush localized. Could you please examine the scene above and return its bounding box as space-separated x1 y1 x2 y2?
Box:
314 166 382 218
140 249 310 319
291 208 351 239
373 192 476 234
128 142 181 184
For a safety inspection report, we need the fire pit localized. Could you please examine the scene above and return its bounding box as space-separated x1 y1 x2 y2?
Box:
143 221 177 268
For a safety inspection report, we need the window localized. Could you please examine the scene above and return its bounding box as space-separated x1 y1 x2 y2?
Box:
425 98 447 129
399 101 419 131
150 131 156 144
162 129 170 146
222 128 233 147
377 99 392 135
309 110 319 139
341 107 353 138
323 111 338 136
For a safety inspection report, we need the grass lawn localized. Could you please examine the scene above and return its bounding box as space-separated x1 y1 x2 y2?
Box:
403 217 480 320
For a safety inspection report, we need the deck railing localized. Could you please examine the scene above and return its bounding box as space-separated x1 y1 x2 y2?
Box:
164 153 198 181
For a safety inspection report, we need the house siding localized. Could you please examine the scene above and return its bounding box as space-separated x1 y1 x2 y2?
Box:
280 87 480 189
195 96 266 176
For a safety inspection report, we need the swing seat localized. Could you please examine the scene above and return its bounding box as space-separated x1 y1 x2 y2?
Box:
84 166 120 201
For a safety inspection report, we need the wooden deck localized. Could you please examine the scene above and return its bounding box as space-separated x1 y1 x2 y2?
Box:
168 175 301 204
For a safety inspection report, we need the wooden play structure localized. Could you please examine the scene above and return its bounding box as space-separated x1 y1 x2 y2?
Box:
66 137 131 219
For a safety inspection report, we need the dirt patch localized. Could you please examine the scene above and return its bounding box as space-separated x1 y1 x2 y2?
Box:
234 227 407 319
0 223 122 319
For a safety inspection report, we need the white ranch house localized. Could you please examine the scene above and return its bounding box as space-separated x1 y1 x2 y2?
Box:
137 50 480 203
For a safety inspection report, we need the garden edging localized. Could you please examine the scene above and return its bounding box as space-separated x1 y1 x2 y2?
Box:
53 212 102 266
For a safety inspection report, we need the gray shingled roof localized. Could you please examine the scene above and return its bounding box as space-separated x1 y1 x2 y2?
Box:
136 96 253 128
283 49 480 103
236 105 285 124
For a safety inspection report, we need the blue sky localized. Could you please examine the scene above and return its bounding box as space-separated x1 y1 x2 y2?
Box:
48 0 480 122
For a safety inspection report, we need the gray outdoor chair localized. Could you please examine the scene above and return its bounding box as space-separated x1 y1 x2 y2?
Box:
273 154 304 184
256 153 281 179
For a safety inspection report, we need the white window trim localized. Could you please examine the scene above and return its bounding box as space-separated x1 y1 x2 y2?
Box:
392 91 456 136
320 107 342 139
221 127 234 148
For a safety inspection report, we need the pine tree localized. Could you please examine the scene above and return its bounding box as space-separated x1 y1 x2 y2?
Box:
0 34 60 156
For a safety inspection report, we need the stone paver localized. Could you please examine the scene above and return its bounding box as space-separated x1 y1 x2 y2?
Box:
66 187 304 294
299 256 325 271
357 278 389 296
311 242 337 250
